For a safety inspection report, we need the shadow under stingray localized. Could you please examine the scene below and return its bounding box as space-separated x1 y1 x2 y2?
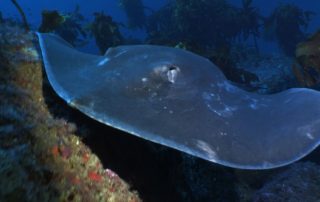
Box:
41 63 320 201
41 64 239 201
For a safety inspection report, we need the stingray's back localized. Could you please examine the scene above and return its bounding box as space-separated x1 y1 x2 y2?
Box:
38 33 320 169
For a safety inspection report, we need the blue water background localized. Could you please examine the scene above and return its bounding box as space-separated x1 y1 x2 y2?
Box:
1 0 319 54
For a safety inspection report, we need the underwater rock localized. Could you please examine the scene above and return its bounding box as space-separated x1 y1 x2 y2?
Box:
293 31 320 88
0 23 140 201
177 155 238 202
236 54 297 94
206 46 259 88
253 162 320 202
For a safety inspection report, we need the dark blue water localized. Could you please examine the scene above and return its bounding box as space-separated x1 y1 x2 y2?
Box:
1 0 168 47
1 0 319 54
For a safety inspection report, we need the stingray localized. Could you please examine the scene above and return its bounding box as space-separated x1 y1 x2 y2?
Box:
37 33 320 169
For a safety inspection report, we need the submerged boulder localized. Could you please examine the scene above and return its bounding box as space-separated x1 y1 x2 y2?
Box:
253 162 320 202
0 23 140 202
293 31 320 88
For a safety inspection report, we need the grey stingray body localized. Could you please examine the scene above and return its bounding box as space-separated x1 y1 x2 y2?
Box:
37 33 320 169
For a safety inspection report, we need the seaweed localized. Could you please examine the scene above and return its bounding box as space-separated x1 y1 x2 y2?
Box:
38 10 66 33
263 3 314 56
10 0 29 32
145 2 179 46
38 6 88 46
89 12 124 54
146 0 262 49
238 0 262 52
0 12 3 24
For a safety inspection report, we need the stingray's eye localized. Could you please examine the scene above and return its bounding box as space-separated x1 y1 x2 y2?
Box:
152 64 180 84
168 65 178 71
166 65 180 83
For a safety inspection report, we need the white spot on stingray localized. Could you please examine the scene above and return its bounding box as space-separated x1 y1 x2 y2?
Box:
298 120 320 140
202 92 212 101
161 106 174 114
306 132 314 140
249 103 258 109
196 140 218 160
206 103 237 118
218 81 238 92
244 97 267 110
98 57 110 66
207 105 222 116
224 106 237 113
219 132 227 136
202 92 219 102
249 99 259 109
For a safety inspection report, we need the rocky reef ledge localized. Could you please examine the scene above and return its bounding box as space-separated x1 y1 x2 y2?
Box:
0 23 140 201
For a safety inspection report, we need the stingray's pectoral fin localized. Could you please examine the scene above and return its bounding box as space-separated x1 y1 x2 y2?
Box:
37 33 320 170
